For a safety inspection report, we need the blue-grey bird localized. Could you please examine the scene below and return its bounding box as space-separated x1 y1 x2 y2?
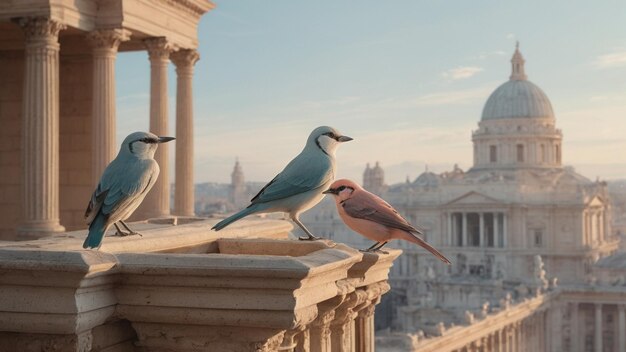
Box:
83 131 175 249
211 126 353 240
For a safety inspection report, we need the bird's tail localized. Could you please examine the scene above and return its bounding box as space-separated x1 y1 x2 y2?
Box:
211 205 259 231
398 231 452 265
83 213 109 249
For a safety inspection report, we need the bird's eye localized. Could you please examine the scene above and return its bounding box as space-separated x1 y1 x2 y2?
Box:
338 186 346 191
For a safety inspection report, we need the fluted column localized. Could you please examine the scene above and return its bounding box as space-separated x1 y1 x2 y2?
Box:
171 49 199 216
594 304 602 352
17 17 66 238
355 303 376 352
142 37 175 218
87 29 130 184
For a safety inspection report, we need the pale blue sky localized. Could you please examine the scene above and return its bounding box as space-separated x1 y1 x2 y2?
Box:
116 1 626 184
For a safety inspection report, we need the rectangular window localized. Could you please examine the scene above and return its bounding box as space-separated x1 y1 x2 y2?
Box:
517 144 525 162
556 145 561 164
534 229 543 247
540 144 545 163
490 145 497 163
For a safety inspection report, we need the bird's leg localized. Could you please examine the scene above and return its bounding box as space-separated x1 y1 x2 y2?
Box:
112 223 130 237
293 217 321 241
361 242 380 252
372 241 389 254
120 220 143 237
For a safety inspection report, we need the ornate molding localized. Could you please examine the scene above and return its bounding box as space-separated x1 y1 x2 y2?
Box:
16 17 66 42
171 49 200 69
87 29 131 51
144 37 177 61
154 0 214 18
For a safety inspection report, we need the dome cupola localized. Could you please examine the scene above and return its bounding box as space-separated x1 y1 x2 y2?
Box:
481 42 554 121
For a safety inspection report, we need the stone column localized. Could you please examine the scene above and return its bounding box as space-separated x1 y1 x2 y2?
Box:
142 37 175 218
447 212 453 246
594 303 602 352
171 49 199 217
571 302 580 352
330 291 364 352
479 213 485 247
462 213 468 247
309 306 335 352
618 305 625 352
503 214 508 248
87 29 130 185
355 303 376 352
494 212 500 247
17 17 66 238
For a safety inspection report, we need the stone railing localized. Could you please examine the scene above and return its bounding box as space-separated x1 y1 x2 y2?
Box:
0 217 401 351
378 290 556 352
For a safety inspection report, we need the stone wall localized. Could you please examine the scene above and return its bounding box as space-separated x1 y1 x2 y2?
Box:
0 50 24 240
59 53 93 231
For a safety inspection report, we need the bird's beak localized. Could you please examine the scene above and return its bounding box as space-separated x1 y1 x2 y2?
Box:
322 188 337 195
337 135 353 142
157 136 176 143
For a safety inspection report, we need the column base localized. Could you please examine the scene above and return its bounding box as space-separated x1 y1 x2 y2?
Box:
16 222 65 240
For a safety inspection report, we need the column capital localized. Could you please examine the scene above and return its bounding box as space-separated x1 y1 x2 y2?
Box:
16 17 65 45
144 37 177 61
87 29 131 51
171 48 200 69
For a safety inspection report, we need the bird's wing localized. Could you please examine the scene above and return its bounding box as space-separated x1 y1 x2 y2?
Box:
250 152 333 204
341 191 422 234
85 159 159 224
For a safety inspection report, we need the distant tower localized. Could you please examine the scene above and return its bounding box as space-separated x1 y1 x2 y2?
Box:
230 159 247 208
363 161 386 195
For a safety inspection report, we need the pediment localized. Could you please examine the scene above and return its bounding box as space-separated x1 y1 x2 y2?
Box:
445 191 503 206
587 196 605 207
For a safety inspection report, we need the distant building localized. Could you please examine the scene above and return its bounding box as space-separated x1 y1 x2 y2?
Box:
230 159 249 208
298 44 625 351
364 162 387 196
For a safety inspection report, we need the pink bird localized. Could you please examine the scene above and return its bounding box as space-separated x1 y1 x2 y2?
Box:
323 179 451 265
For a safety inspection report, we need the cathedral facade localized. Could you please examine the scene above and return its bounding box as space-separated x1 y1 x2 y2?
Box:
298 45 623 349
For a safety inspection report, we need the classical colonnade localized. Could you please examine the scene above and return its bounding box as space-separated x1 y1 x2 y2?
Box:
448 212 507 248
16 17 197 236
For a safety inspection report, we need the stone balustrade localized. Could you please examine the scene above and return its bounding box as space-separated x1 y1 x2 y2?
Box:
0 217 401 351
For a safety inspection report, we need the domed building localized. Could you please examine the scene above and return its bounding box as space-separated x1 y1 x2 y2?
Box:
298 45 621 345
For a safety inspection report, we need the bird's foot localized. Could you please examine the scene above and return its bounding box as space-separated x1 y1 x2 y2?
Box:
360 248 388 254
298 235 322 241
112 231 142 237
110 230 129 237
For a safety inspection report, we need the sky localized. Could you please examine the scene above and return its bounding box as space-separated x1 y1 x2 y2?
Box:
115 1 626 184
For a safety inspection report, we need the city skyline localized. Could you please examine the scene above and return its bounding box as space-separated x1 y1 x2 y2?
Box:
115 1 626 184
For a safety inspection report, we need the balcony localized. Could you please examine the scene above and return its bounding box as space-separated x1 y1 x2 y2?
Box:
0 217 401 351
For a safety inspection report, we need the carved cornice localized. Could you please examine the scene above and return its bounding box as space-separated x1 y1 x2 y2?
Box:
144 37 177 61
154 0 215 18
16 17 66 42
87 29 131 51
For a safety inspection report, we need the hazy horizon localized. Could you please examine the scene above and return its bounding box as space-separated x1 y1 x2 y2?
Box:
115 1 626 184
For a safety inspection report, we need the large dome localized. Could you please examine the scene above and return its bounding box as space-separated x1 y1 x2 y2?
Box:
481 44 554 121
481 80 554 120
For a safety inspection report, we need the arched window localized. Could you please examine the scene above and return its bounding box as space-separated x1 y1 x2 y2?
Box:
516 144 524 162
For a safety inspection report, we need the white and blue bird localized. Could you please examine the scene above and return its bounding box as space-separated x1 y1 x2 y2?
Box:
83 131 175 249
212 126 353 240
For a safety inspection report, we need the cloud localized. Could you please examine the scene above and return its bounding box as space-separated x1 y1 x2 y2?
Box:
442 66 483 80
506 33 516 40
593 51 626 69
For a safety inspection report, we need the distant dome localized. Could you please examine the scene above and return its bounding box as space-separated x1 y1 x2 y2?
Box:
481 43 554 121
